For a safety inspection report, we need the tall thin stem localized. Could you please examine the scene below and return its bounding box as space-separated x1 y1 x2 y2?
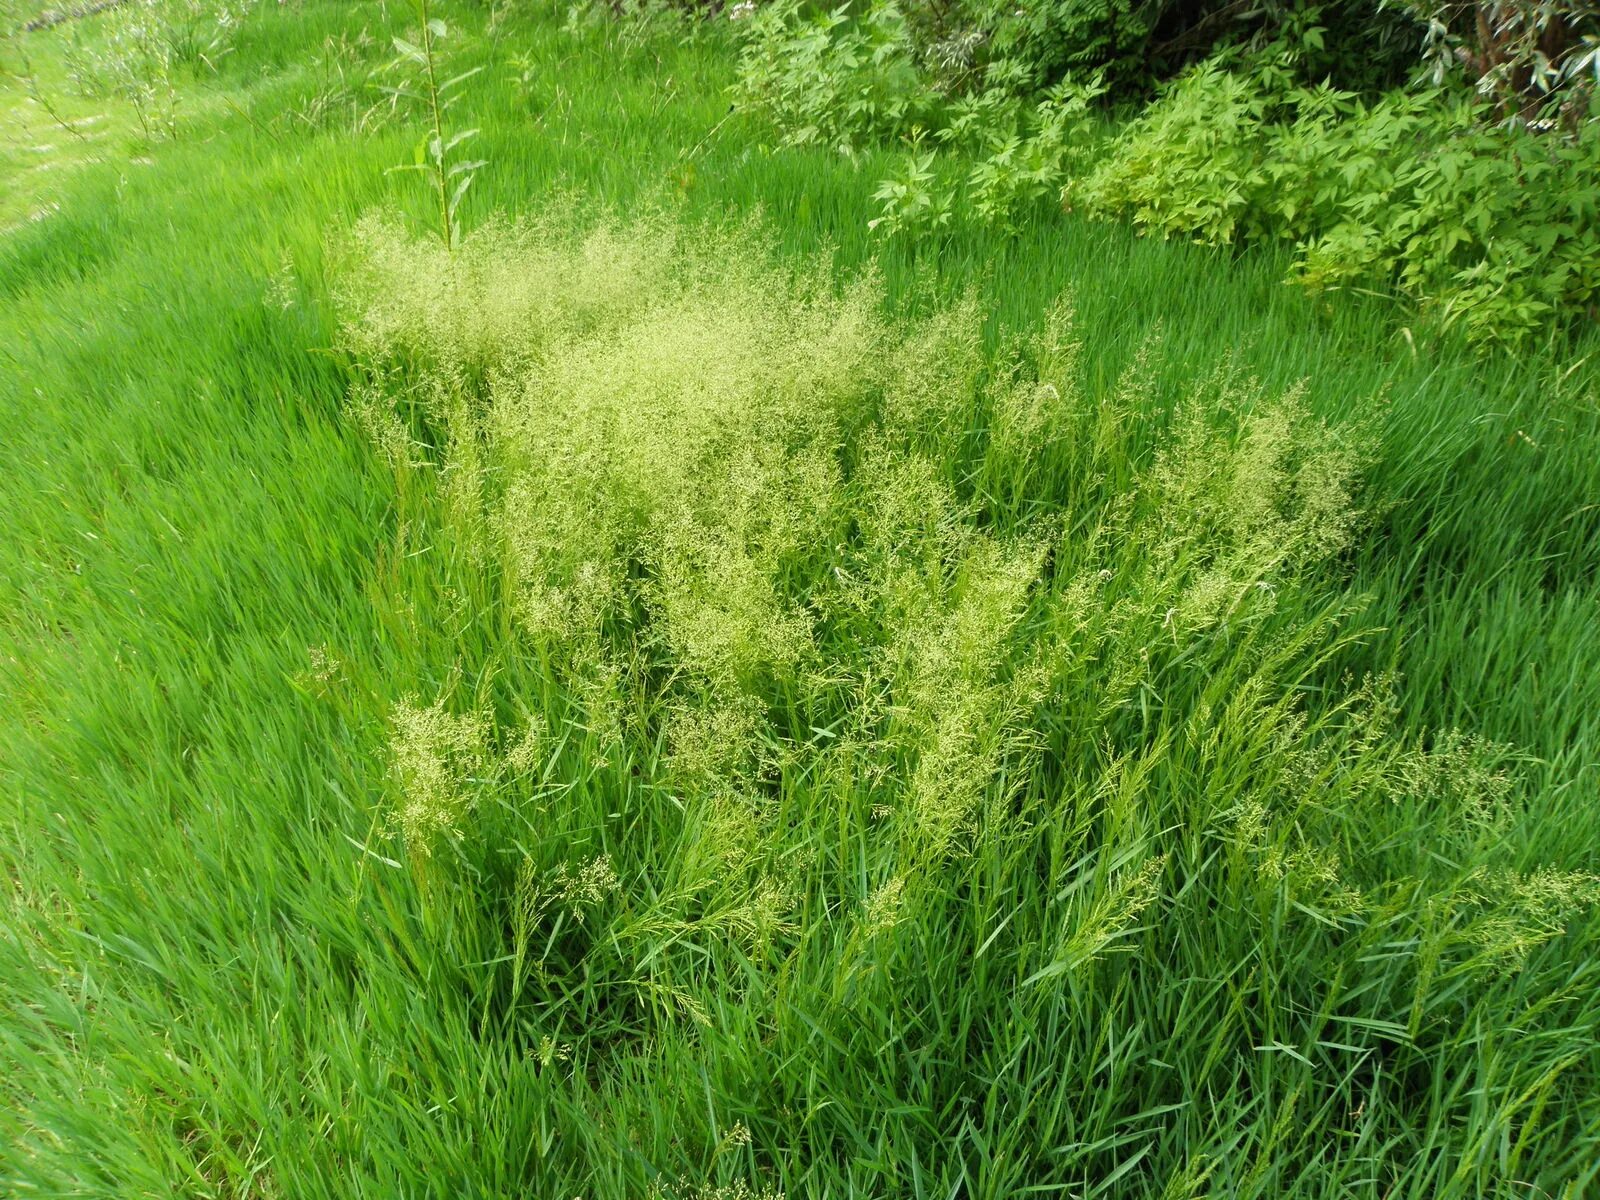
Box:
417 0 452 248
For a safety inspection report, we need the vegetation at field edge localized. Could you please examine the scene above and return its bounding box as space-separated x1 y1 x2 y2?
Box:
1 3 1598 1197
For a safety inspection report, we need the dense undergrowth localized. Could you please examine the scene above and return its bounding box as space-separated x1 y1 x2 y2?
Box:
734 0 1600 347
2 1 1599 1197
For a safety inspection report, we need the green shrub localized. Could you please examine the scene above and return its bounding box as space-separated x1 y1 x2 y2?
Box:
960 74 1106 226
1069 60 1278 244
867 147 955 235
1075 63 1600 344
867 74 1106 235
730 0 1597 341
1298 96 1600 342
733 0 937 149
980 0 1159 93
732 0 1416 120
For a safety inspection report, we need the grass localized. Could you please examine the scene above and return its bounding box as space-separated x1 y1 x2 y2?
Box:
1 2 1598 1197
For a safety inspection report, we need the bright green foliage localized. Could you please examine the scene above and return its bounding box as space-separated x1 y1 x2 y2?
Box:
4 2 1600 1198
981 0 1158 91
861 78 1109 236
954 75 1106 228
1072 61 1279 244
734 0 936 149
1295 96 1600 343
335 211 1600 1196
735 1 1599 343
1075 63 1600 343
868 148 952 233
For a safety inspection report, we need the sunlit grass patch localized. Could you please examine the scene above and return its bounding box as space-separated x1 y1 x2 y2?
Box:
332 210 1600 1194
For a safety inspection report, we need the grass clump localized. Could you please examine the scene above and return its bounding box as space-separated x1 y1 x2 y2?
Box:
332 210 1600 1196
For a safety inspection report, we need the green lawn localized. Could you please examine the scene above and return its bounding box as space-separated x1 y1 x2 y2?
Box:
2 3 1598 1197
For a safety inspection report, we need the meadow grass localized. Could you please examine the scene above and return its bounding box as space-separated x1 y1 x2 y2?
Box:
2 3 1599 1197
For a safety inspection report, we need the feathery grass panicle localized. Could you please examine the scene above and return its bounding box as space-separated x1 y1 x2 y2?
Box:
387 692 486 857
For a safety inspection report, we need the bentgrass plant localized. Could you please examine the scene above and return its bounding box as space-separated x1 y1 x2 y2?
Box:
332 211 1600 1196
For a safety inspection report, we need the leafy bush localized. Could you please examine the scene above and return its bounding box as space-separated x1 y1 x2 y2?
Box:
732 0 1418 122
868 75 1106 234
867 148 953 234
734 0 1598 343
1297 96 1600 342
980 0 1159 92
733 0 937 149
958 74 1106 225
1074 61 1600 343
1069 60 1278 244
1394 0 1600 119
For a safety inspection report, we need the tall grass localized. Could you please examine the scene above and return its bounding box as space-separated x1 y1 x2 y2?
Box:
331 209 1600 1197
2 2 1598 1197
